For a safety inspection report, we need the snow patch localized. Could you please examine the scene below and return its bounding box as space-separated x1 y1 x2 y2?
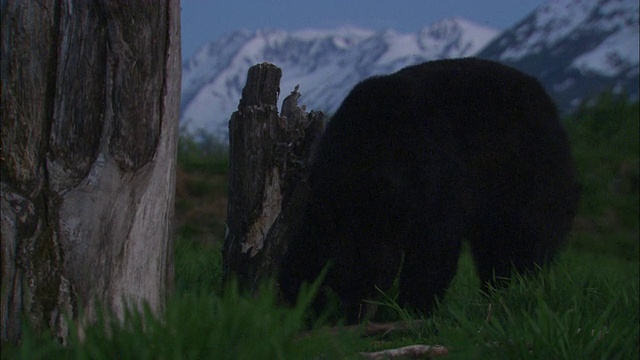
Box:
180 18 499 138
572 26 640 76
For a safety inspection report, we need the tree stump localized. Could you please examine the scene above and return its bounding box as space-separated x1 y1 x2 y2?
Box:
223 63 326 292
1 0 181 343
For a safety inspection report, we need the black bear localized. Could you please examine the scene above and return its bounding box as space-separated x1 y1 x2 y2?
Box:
278 58 580 322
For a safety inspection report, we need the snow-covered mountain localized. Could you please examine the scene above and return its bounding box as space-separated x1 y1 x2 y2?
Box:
478 0 639 110
181 18 499 139
181 0 639 140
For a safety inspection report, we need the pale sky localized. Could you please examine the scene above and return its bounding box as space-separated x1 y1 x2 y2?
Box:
180 0 547 59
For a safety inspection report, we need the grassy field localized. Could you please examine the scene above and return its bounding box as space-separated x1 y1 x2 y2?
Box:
3 94 638 359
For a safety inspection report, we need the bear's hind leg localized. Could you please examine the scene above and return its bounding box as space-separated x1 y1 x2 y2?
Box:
468 212 561 290
329 241 402 323
398 223 463 315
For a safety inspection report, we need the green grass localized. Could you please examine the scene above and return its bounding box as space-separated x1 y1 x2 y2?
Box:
174 236 222 294
564 93 639 261
397 250 639 359
174 135 229 243
4 247 636 359
2 280 364 359
3 94 638 359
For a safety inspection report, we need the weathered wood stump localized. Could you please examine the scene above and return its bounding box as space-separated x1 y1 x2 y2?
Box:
223 63 326 292
1 1 181 343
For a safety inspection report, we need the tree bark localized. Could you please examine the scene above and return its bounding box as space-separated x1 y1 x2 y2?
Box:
223 63 326 292
1 0 181 343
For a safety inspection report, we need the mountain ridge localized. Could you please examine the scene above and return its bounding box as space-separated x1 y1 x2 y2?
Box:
181 0 639 140
478 0 639 110
181 17 499 139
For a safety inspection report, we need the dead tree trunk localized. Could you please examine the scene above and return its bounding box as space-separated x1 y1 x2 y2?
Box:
1 0 181 343
223 63 326 292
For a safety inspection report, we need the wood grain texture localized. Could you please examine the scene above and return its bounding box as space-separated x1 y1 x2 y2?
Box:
1 0 181 343
223 63 326 292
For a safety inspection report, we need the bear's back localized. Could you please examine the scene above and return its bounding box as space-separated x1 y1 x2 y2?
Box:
311 57 578 236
